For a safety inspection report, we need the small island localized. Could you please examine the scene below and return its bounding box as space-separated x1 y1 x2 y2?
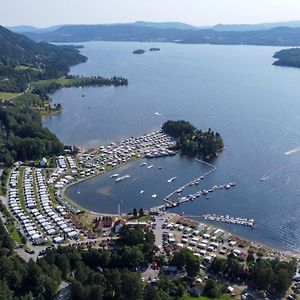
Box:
133 49 145 54
273 48 300 68
162 120 224 159
149 47 160 51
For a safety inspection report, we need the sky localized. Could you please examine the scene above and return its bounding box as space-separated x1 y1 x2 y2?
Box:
3 0 300 27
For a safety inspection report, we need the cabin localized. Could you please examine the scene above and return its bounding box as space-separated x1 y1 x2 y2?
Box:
114 219 126 233
188 282 205 297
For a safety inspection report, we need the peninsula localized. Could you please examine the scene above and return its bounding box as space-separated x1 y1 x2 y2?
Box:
273 48 300 69
162 120 224 159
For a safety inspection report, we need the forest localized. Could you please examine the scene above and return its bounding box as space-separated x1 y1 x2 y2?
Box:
0 25 87 93
209 254 296 298
162 120 224 158
0 221 193 300
0 106 64 165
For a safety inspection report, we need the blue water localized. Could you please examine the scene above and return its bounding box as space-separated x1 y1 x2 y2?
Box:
43 41 300 253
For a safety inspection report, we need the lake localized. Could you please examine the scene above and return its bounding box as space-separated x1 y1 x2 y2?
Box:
43 41 300 253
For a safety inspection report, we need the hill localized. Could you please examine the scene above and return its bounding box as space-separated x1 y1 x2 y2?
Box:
133 21 197 30
6 25 62 33
211 20 300 32
22 24 300 46
0 25 86 92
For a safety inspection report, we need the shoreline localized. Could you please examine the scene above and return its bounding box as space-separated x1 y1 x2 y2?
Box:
187 214 300 259
60 154 300 259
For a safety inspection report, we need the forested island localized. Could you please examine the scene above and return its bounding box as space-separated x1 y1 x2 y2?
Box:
273 48 300 69
162 120 224 159
149 47 160 51
133 49 145 54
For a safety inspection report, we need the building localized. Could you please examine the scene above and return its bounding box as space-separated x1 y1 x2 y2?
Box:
114 219 126 233
40 157 48 167
188 282 205 297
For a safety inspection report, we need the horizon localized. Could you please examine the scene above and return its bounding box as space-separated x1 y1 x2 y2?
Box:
5 18 300 29
3 0 300 28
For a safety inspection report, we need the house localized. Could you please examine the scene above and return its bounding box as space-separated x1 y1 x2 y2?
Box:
188 282 205 297
114 219 126 233
102 216 113 227
93 221 104 233
162 266 178 275
40 157 48 167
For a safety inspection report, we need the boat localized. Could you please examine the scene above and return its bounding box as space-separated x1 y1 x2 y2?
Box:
139 162 147 166
158 167 162 170
147 165 154 169
115 175 130 182
200 176 204 180
152 194 157 198
167 177 177 183
140 190 144 194
110 173 119 178
229 182 236 186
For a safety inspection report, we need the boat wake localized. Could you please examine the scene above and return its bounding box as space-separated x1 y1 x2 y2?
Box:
285 146 300 155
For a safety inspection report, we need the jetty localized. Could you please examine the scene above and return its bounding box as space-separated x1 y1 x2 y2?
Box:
202 214 255 228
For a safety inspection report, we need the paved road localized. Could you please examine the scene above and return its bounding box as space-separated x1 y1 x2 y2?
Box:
152 213 174 248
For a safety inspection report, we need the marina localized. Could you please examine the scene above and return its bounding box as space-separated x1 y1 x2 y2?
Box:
202 214 255 228
54 41 300 254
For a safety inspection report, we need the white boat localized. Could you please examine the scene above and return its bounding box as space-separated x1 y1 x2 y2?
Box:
140 190 144 194
139 162 147 166
167 177 177 183
147 165 154 169
110 173 119 178
115 175 130 182
152 194 157 198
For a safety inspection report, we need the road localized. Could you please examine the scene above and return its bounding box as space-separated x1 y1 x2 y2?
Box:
152 213 169 248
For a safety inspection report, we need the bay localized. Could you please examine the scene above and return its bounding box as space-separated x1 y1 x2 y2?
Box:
43 41 300 253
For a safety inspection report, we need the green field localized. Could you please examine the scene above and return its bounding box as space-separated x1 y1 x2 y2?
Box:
31 77 84 89
15 65 40 72
0 92 19 100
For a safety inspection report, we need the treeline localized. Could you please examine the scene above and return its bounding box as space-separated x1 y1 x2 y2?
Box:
209 254 296 297
162 120 224 158
0 224 172 300
273 48 300 69
0 106 64 165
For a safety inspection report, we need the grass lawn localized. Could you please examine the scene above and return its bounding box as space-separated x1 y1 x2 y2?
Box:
8 225 22 244
183 295 232 300
0 92 19 100
128 215 152 222
31 77 78 89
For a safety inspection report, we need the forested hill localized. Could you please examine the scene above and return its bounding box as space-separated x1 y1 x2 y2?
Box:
273 48 300 69
0 25 87 92
22 24 300 46
0 25 86 69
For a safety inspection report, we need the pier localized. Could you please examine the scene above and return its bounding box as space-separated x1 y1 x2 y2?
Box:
202 214 255 228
